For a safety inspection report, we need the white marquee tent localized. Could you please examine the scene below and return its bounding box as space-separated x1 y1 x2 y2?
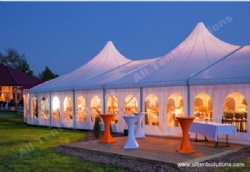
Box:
25 22 250 144
31 41 133 92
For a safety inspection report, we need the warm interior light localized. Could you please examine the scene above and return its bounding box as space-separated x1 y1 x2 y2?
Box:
52 96 60 110
174 108 183 116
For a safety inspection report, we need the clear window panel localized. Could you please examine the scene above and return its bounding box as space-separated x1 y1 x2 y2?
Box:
52 96 60 120
223 92 247 132
32 97 38 118
167 93 184 127
41 97 49 119
106 95 118 123
90 95 101 122
193 92 213 122
145 94 159 126
64 96 73 120
124 94 138 115
77 96 86 121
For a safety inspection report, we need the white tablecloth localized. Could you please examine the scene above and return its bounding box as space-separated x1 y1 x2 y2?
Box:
190 121 237 142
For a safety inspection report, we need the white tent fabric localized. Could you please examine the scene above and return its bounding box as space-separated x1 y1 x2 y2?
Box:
30 22 244 91
105 22 241 88
73 58 159 90
30 41 132 92
189 45 250 85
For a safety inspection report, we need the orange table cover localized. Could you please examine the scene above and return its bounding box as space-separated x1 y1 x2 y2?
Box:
176 117 195 154
99 114 116 143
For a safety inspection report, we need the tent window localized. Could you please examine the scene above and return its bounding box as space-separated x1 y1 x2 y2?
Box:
52 96 60 120
24 94 29 118
193 92 213 122
167 93 184 127
64 96 73 120
124 94 138 115
41 97 49 119
32 97 38 118
91 95 101 122
77 96 86 121
106 95 118 123
223 92 247 133
145 94 159 126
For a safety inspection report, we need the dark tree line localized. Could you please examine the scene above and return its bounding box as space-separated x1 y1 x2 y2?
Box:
0 49 58 81
38 66 59 81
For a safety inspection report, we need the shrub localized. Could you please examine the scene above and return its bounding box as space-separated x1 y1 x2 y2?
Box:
8 99 16 107
93 116 101 138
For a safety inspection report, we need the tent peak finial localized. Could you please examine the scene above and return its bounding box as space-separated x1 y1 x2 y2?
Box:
107 41 114 45
104 41 115 50
197 22 206 28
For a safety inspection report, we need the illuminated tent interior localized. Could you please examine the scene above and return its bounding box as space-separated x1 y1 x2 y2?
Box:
25 22 250 144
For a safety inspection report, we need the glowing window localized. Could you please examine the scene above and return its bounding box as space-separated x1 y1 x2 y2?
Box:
106 95 118 123
124 94 138 115
41 97 49 119
52 96 60 120
90 95 101 122
77 96 86 121
32 97 38 118
23 94 29 118
223 92 247 132
145 94 159 126
63 96 73 120
193 92 213 122
167 93 184 127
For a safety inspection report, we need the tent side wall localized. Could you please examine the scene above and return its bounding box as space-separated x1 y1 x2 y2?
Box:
23 90 30 124
142 86 187 136
190 84 250 145
25 83 250 145
75 89 104 130
105 88 141 133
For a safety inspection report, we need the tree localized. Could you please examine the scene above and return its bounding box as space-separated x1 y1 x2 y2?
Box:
38 66 59 81
0 49 33 75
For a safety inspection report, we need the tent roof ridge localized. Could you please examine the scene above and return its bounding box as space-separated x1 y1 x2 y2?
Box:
75 60 134 86
103 61 157 88
188 46 244 81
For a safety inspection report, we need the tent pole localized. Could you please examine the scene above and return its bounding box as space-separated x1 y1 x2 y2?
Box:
49 92 52 128
29 92 32 124
103 88 106 114
140 87 143 112
72 90 76 129
187 80 191 117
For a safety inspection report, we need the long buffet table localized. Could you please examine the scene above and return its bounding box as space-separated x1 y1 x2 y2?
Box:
189 121 237 147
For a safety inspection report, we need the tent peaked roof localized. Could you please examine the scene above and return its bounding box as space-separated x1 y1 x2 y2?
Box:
58 41 132 82
30 41 132 92
132 22 241 87
84 41 131 73
179 22 239 54
0 64 42 89
104 22 241 88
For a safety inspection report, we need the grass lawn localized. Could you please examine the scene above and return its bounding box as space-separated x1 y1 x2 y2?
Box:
0 112 127 172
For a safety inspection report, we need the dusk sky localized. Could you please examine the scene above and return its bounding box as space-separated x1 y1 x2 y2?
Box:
1 2 250 76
